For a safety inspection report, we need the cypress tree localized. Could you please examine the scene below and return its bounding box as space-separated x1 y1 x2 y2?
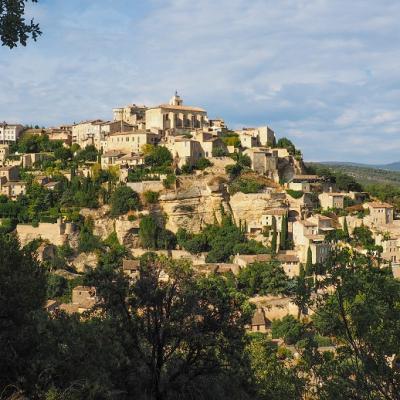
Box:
343 217 350 240
280 214 288 250
271 216 277 255
305 247 313 276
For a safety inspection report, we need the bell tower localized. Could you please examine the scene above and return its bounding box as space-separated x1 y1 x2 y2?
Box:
169 91 183 106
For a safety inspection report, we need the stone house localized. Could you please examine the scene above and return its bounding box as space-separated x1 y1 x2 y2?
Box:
112 104 147 126
364 201 394 226
236 126 275 148
292 219 330 264
1 181 26 198
318 192 345 210
249 308 270 333
104 130 159 154
122 259 140 280
0 144 9 164
0 122 24 143
0 165 19 181
243 147 278 181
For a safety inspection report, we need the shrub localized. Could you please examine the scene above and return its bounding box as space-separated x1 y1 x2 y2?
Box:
195 158 213 170
110 186 140 217
229 177 265 195
143 191 159 204
286 189 304 199
163 174 176 189
271 315 305 345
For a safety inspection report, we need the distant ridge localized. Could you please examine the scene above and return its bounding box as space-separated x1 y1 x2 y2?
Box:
319 161 400 172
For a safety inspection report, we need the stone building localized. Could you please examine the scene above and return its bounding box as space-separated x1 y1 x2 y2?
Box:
243 147 278 180
0 122 24 143
237 126 275 148
318 191 345 210
364 201 394 226
112 104 147 126
0 144 9 164
145 93 208 131
104 130 159 153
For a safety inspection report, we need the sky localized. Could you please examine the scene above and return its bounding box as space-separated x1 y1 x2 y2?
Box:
1 0 400 164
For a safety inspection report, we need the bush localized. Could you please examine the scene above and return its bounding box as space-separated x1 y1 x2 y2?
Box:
212 147 228 157
229 177 265 194
143 191 159 204
163 174 176 189
145 146 173 167
110 186 140 217
286 189 304 199
271 316 304 345
195 158 213 170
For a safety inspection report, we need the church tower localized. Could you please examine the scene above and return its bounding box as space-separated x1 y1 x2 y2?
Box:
169 91 183 106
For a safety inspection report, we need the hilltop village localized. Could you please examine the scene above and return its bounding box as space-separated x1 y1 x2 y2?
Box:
1 92 399 327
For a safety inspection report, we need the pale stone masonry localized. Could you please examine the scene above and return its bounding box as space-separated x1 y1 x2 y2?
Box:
0 122 24 143
145 93 208 131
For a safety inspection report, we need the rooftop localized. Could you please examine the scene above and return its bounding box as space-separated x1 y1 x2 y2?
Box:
150 104 206 112
366 201 394 209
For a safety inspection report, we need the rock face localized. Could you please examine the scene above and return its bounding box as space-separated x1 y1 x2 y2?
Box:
229 192 287 226
159 191 227 233
278 156 306 182
72 252 98 273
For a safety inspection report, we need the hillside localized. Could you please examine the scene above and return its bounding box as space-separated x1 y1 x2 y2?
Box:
308 162 400 186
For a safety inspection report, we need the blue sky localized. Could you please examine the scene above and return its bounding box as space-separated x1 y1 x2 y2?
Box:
1 0 400 163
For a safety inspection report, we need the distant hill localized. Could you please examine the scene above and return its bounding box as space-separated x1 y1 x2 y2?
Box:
319 161 400 171
307 162 400 187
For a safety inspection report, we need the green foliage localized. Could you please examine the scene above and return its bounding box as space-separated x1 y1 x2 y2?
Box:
229 176 265 194
78 218 101 253
163 173 176 189
139 214 176 250
247 335 306 399
271 216 277 255
194 157 213 170
225 163 243 178
271 315 305 345
286 189 304 199
85 255 252 399
109 185 140 217
279 214 289 250
143 190 159 204
0 233 46 393
232 239 269 255
352 225 375 249
237 260 291 296
0 0 41 48
74 145 98 163
276 137 299 156
144 146 173 167
212 146 228 157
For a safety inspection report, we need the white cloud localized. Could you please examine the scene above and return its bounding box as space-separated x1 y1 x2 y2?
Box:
1 0 400 163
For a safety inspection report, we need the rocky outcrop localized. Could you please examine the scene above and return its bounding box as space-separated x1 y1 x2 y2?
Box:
229 192 287 226
72 252 98 273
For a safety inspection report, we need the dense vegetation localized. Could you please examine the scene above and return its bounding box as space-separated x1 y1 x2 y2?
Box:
177 213 269 262
2 233 400 399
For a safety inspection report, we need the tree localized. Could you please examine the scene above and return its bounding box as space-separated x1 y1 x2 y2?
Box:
305 247 313 276
302 249 400 400
139 215 159 249
109 186 140 217
0 0 41 48
271 315 305 345
280 214 288 250
88 255 252 399
0 234 46 396
248 334 306 400
343 216 350 240
271 216 277 255
237 261 290 296
194 157 212 170
145 146 173 167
